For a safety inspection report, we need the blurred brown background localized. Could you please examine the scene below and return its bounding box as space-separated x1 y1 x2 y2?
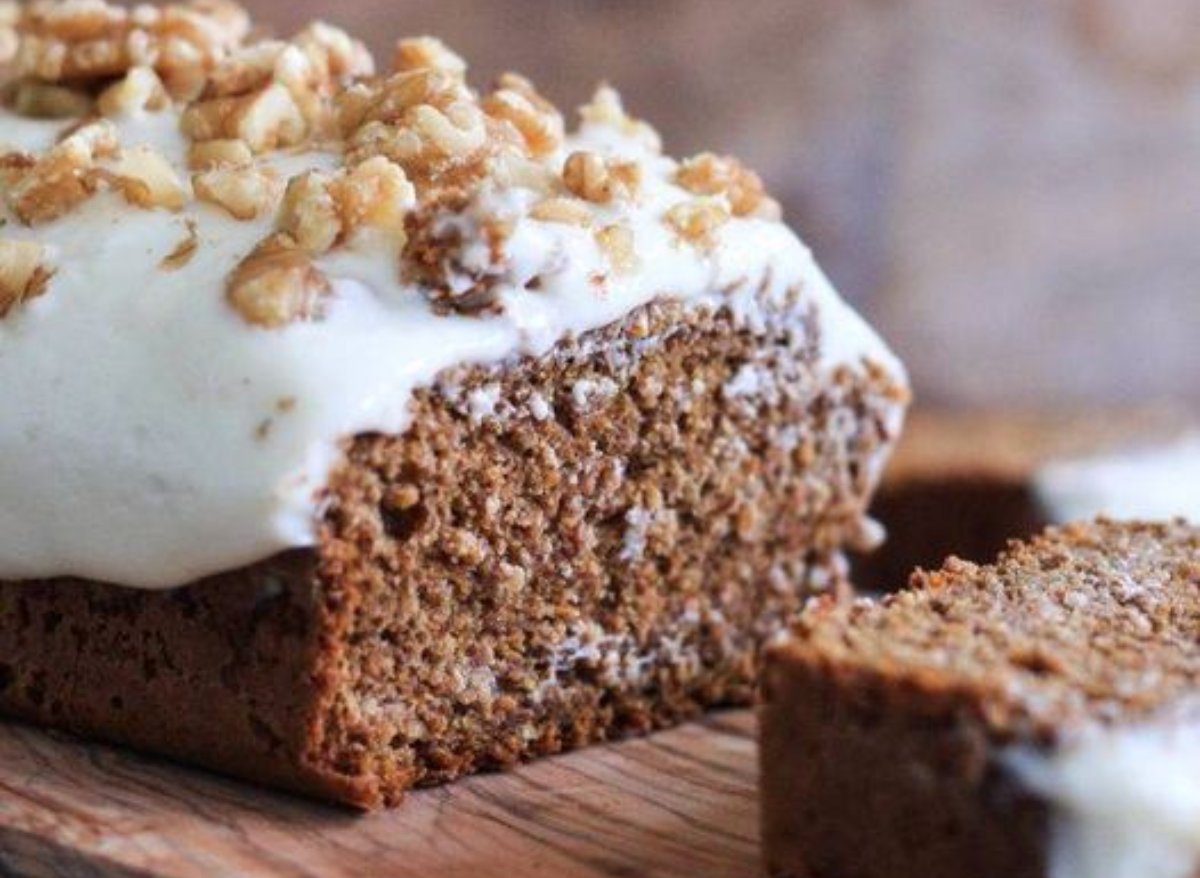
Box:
241 0 1200 408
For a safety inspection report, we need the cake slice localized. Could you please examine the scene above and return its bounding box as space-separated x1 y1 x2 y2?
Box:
762 519 1200 878
856 408 1200 590
0 2 908 807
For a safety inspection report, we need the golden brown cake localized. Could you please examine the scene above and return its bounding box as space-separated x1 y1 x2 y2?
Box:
0 2 907 806
763 519 1200 878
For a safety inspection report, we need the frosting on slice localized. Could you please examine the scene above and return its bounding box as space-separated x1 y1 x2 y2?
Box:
1008 709 1200 878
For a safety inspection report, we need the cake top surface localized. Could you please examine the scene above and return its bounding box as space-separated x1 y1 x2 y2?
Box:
788 519 1200 741
0 0 906 588
0 0 789 323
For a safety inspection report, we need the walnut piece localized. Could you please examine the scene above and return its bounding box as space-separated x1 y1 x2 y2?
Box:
182 81 306 153
278 171 340 253
0 1 17 65
675 152 781 220
193 165 281 220
13 0 250 98
227 233 331 328
338 69 488 188
160 218 199 271
530 196 593 227
183 22 371 153
482 73 563 159
578 85 662 154
0 239 53 317
329 156 414 240
4 120 116 224
595 223 638 274
97 66 168 116
665 198 730 251
278 156 414 254
392 36 465 77
3 78 93 117
187 137 252 170
562 150 641 204
107 145 187 210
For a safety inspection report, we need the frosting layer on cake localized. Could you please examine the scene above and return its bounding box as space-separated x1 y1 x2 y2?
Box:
0 2 905 587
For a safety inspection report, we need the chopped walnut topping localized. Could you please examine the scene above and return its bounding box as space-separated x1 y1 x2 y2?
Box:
227 232 331 328
153 2 254 98
13 0 249 98
0 151 34 191
665 197 730 251
0 2 17 65
338 69 488 188
329 156 414 240
488 149 557 193
97 66 169 117
278 170 340 253
349 103 488 185
3 78 92 117
193 164 280 220
0 6 793 328
0 239 53 317
185 22 370 152
578 85 662 154
201 39 281 98
4 119 116 224
293 21 374 84
284 23 373 134
187 137 252 170
160 218 199 270
596 223 638 274
562 150 641 204
201 27 368 131
107 145 187 210
182 81 306 153
676 152 780 220
530 196 593 227
278 156 414 254
392 36 466 77
482 73 563 159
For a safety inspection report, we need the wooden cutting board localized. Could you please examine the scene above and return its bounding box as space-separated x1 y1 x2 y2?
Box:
0 711 760 877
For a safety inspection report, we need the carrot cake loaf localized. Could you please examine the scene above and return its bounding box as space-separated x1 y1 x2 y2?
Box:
0 1 908 806
763 519 1200 878
856 408 1200 590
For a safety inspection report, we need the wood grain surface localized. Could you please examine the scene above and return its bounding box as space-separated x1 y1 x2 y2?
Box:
0 711 761 877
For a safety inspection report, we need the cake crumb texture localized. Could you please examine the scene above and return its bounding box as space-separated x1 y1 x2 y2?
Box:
762 519 1200 878
0 298 904 806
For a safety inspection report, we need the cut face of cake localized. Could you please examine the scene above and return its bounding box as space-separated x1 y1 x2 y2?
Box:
762 519 1200 878
0 2 908 806
855 409 1200 591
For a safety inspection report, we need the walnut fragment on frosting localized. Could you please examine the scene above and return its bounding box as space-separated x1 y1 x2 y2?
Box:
675 152 781 220
226 233 331 328
277 155 414 254
0 0 790 327
0 238 52 316
12 0 251 97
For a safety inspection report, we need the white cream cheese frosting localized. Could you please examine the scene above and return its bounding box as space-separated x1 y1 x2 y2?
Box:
0 12 905 589
1007 710 1200 878
1035 434 1200 526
